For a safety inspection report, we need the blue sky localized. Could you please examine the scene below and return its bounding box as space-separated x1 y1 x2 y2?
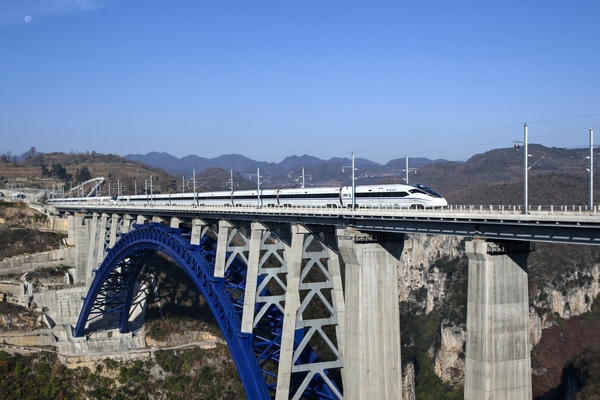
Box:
2 0 599 164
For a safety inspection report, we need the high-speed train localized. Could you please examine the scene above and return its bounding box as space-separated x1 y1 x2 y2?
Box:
47 183 447 208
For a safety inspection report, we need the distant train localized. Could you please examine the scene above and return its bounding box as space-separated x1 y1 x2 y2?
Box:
47 183 448 209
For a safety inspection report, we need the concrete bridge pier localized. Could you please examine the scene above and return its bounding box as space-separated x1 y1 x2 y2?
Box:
336 227 404 400
464 238 532 400
276 223 344 400
67 214 89 285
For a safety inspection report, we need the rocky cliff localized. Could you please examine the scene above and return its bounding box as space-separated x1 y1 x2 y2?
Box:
400 234 600 396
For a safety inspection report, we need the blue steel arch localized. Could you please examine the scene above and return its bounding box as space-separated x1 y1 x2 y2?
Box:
74 223 270 399
75 222 341 399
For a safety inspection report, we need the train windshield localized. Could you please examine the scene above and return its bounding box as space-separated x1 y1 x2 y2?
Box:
413 183 443 198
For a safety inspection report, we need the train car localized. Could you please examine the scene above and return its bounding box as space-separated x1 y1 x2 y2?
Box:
48 183 447 209
47 196 114 206
349 183 447 208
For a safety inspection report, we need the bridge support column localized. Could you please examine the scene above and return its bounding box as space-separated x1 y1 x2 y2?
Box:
464 239 532 400
336 228 403 400
190 218 208 246
83 213 113 287
276 224 344 400
169 217 183 229
109 214 120 248
67 214 76 246
215 221 250 278
85 213 101 286
72 214 88 285
241 222 288 333
121 214 134 233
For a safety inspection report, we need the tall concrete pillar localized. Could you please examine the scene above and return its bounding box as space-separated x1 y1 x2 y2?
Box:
464 239 532 400
214 220 250 278
94 213 110 271
190 218 208 246
215 220 233 278
241 222 268 333
122 214 134 233
337 228 404 400
66 214 76 246
276 224 344 400
109 213 121 248
85 213 101 287
73 214 88 285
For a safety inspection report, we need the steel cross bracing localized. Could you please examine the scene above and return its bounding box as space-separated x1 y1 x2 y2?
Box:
75 221 345 399
275 224 344 400
214 221 344 399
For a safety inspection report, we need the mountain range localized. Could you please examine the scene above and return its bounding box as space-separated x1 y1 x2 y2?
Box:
124 152 450 175
124 145 598 206
124 152 449 184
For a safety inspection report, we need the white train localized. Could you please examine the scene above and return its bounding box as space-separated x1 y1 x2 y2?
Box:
47 183 447 209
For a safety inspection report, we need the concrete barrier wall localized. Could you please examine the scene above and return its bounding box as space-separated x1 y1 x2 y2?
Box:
0 331 57 347
45 217 69 231
0 282 27 296
33 287 86 326
0 247 75 276
59 350 153 370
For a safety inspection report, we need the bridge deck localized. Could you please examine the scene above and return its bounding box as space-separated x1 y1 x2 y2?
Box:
51 203 600 245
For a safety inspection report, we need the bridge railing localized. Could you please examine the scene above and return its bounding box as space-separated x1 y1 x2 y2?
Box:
50 201 600 219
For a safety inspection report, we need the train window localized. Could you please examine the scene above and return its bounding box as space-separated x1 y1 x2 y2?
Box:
356 191 409 198
278 193 338 199
414 184 444 198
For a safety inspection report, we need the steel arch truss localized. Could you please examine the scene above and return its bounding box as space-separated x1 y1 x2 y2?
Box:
74 223 270 399
75 221 345 399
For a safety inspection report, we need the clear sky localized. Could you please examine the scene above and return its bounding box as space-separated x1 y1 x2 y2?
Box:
2 0 599 164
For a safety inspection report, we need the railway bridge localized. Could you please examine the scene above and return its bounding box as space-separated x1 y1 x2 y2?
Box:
50 201 600 399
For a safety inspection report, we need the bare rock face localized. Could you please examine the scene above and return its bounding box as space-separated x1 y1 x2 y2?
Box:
0 304 43 331
145 330 222 348
548 266 600 319
530 265 600 347
434 324 466 387
398 234 462 313
398 234 466 390
402 360 416 400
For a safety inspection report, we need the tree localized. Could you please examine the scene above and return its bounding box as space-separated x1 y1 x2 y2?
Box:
40 156 49 177
0 151 12 162
76 165 92 183
50 163 72 182
28 146 36 159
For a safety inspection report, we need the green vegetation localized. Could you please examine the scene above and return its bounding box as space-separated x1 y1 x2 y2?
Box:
565 344 600 400
400 255 468 400
154 347 244 399
0 228 65 262
0 348 244 400
41 162 72 183
142 253 222 338
75 165 92 183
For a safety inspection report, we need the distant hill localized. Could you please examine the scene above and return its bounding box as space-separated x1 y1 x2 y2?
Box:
4 146 598 206
123 152 448 188
105 147 600 206
8 152 178 195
